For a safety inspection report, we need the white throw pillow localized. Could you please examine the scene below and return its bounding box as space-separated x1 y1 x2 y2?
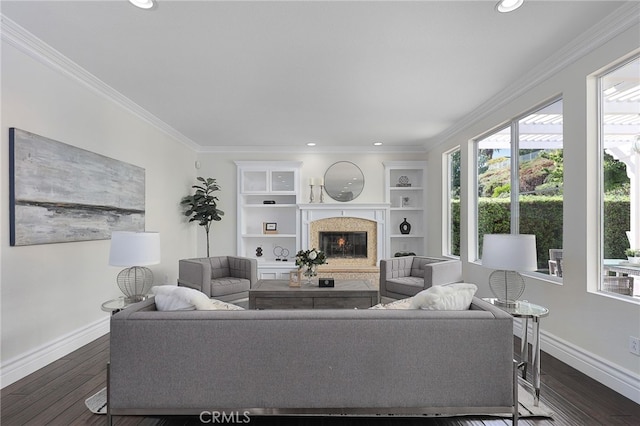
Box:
151 285 196 311
369 298 413 310
151 285 244 311
193 296 245 311
410 283 478 310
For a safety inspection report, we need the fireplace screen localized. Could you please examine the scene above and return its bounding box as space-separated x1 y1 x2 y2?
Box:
319 232 367 258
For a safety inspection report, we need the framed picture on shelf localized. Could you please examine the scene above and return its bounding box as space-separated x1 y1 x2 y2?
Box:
263 222 278 234
289 269 301 287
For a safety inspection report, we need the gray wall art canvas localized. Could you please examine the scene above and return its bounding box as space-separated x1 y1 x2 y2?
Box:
9 128 145 246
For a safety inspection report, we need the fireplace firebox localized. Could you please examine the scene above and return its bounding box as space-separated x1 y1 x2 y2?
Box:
319 231 367 259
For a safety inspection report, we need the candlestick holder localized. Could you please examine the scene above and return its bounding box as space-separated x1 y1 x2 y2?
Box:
309 184 315 203
319 185 325 203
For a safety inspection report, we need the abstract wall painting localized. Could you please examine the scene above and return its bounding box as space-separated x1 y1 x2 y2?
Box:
9 128 145 246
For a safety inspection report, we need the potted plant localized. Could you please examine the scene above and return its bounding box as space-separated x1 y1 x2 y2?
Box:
181 177 224 257
624 248 640 264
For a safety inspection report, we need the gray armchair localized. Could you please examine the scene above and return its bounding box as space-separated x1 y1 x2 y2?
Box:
178 256 257 302
379 256 463 299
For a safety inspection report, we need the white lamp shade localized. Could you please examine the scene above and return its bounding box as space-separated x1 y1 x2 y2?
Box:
482 234 537 271
109 231 160 267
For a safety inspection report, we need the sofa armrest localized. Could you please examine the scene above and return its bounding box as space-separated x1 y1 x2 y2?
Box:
227 256 258 287
423 259 462 288
178 259 212 295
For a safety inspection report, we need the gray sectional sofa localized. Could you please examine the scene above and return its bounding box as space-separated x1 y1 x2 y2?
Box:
107 297 518 424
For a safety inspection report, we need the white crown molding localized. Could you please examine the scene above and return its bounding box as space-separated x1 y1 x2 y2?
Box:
0 14 202 152
198 144 428 154
429 1 640 147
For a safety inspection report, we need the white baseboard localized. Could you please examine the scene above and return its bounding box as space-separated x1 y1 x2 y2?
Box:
1 316 110 389
513 319 640 405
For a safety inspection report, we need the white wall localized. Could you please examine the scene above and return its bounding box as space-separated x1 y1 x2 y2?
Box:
0 38 198 386
195 152 423 257
426 24 640 402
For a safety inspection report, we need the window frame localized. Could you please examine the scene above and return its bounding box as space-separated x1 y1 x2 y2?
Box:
473 96 564 282
596 54 639 299
443 146 461 258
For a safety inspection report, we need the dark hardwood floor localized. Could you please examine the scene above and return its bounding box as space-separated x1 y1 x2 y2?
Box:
2 334 639 426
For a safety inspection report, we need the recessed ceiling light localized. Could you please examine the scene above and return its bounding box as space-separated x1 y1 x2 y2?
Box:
496 0 524 13
129 0 155 10
306 142 316 147
373 142 383 146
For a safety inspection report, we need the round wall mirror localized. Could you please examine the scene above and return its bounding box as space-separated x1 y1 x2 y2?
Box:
323 161 365 202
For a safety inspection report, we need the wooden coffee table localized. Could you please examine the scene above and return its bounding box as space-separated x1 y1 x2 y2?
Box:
249 279 378 309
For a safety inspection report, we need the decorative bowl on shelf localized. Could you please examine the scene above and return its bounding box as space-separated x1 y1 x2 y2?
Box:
396 175 411 187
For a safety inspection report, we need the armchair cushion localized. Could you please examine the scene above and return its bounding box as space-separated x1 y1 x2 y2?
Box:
209 256 231 278
209 277 250 298
384 276 425 296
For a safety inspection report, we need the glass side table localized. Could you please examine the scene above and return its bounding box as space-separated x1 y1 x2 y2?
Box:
101 297 130 315
101 296 151 315
483 298 549 406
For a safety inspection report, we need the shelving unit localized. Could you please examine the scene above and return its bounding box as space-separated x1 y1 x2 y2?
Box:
383 161 427 256
236 161 302 279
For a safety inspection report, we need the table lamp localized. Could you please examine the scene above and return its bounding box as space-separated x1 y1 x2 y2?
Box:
482 234 537 307
109 231 160 303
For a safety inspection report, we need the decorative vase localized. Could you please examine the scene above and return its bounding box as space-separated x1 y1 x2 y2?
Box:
302 265 317 284
399 218 411 235
256 246 263 257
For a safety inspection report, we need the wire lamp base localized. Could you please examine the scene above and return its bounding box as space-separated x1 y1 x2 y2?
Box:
116 266 154 303
489 270 525 307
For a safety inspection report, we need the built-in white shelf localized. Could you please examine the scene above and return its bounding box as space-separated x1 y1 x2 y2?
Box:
384 161 428 256
236 161 302 278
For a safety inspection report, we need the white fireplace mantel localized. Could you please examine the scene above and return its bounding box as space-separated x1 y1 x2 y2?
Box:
299 203 390 263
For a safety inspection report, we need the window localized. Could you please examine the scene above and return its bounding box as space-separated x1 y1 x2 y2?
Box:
476 98 564 276
445 148 461 257
599 56 639 297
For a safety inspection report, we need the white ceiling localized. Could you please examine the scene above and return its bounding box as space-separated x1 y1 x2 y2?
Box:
0 0 632 152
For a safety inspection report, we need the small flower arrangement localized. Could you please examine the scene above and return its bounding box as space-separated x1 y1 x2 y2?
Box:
295 248 327 279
